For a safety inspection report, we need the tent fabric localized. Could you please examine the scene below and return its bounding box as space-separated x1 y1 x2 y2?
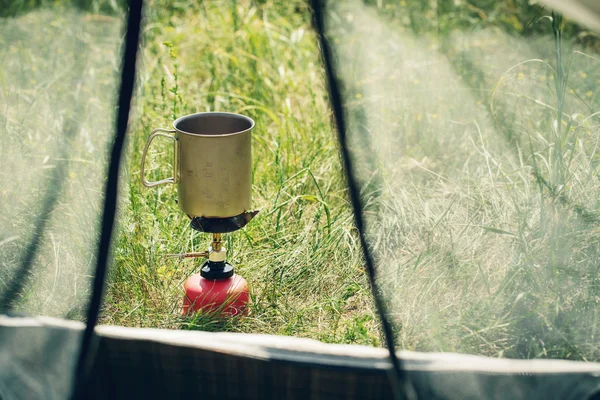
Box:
541 0 600 32
2 0 600 399
0 5 124 318
308 0 410 395
2 315 600 400
320 0 600 365
71 1 143 397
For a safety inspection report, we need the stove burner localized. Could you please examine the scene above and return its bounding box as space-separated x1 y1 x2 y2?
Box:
189 210 258 233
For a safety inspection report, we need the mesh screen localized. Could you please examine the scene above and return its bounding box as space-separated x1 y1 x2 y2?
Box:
324 0 600 361
0 3 124 318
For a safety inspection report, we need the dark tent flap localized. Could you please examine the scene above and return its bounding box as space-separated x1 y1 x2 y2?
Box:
1 315 600 400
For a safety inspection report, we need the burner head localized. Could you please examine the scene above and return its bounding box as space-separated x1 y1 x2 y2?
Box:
200 260 234 279
189 210 258 233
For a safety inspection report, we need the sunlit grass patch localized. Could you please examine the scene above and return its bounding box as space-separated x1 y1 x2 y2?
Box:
104 0 376 345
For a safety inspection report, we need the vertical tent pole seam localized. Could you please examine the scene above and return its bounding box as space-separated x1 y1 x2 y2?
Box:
308 0 414 399
70 0 144 398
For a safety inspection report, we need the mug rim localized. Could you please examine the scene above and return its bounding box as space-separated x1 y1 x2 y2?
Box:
173 111 255 137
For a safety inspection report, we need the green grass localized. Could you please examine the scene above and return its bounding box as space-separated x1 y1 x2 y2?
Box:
104 0 378 345
2 0 600 359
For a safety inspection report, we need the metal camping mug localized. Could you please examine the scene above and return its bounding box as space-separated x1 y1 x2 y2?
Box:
141 112 254 219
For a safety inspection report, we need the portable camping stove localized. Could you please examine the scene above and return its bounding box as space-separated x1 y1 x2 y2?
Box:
177 212 257 316
141 112 257 317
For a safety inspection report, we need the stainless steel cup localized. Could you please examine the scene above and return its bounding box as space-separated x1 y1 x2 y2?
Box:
141 112 254 219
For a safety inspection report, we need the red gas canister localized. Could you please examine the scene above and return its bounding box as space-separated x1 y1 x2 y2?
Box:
183 273 250 316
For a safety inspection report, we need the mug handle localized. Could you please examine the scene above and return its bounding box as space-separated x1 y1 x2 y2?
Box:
141 128 178 187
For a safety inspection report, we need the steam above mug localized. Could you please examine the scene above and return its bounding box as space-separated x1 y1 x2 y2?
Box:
141 112 254 219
